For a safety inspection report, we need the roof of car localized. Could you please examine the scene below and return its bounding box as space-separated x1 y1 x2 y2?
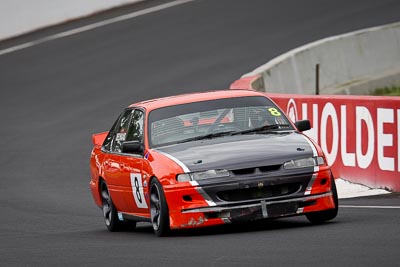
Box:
129 89 267 111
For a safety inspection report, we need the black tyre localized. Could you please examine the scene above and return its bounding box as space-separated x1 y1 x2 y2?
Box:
101 181 131 231
305 176 339 224
150 178 170 237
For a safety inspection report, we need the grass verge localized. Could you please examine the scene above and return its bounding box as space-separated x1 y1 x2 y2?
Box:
372 86 400 96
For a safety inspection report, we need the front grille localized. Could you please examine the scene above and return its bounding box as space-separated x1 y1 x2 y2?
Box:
217 183 302 202
231 167 256 175
230 164 281 176
259 165 282 172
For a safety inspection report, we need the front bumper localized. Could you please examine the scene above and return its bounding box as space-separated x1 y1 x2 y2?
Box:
167 192 335 229
164 168 336 230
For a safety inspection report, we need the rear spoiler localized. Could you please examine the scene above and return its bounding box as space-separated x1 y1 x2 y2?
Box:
92 132 108 146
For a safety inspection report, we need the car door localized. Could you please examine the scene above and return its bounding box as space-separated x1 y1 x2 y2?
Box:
118 109 148 216
102 109 138 213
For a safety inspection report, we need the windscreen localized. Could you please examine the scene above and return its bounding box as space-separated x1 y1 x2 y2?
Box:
148 96 293 148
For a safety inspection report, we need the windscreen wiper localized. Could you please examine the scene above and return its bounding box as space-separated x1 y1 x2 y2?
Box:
176 131 236 144
232 124 292 135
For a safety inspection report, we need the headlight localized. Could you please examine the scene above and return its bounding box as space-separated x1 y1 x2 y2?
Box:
176 169 230 182
283 156 325 169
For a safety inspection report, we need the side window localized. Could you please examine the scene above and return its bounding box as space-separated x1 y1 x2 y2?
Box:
112 109 134 153
126 110 144 143
103 109 134 153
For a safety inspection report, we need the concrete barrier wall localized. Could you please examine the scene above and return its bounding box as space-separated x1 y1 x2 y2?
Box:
243 22 400 95
231 22 400 191
0 0 143 41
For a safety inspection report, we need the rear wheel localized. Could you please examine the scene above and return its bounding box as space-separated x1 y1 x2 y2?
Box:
306 176 338 224
150 179 170 237
101 181 136 231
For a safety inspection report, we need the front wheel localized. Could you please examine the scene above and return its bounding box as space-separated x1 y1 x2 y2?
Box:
305 176 339 224
150 179 170 237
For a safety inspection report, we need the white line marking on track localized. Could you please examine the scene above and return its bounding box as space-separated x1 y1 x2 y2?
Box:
340 205 400 209
0 0 194 56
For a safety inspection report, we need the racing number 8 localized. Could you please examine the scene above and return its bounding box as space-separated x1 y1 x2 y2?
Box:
268 108 281 116
130 173 148 209
134 177 142 204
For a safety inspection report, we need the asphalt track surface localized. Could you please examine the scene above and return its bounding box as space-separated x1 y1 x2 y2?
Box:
1 0 400 266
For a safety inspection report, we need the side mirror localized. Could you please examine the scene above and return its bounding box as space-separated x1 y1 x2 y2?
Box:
294 120 311 132
122 141 144 154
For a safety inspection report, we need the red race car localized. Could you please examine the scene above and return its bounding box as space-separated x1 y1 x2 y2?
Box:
90 89 338 236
